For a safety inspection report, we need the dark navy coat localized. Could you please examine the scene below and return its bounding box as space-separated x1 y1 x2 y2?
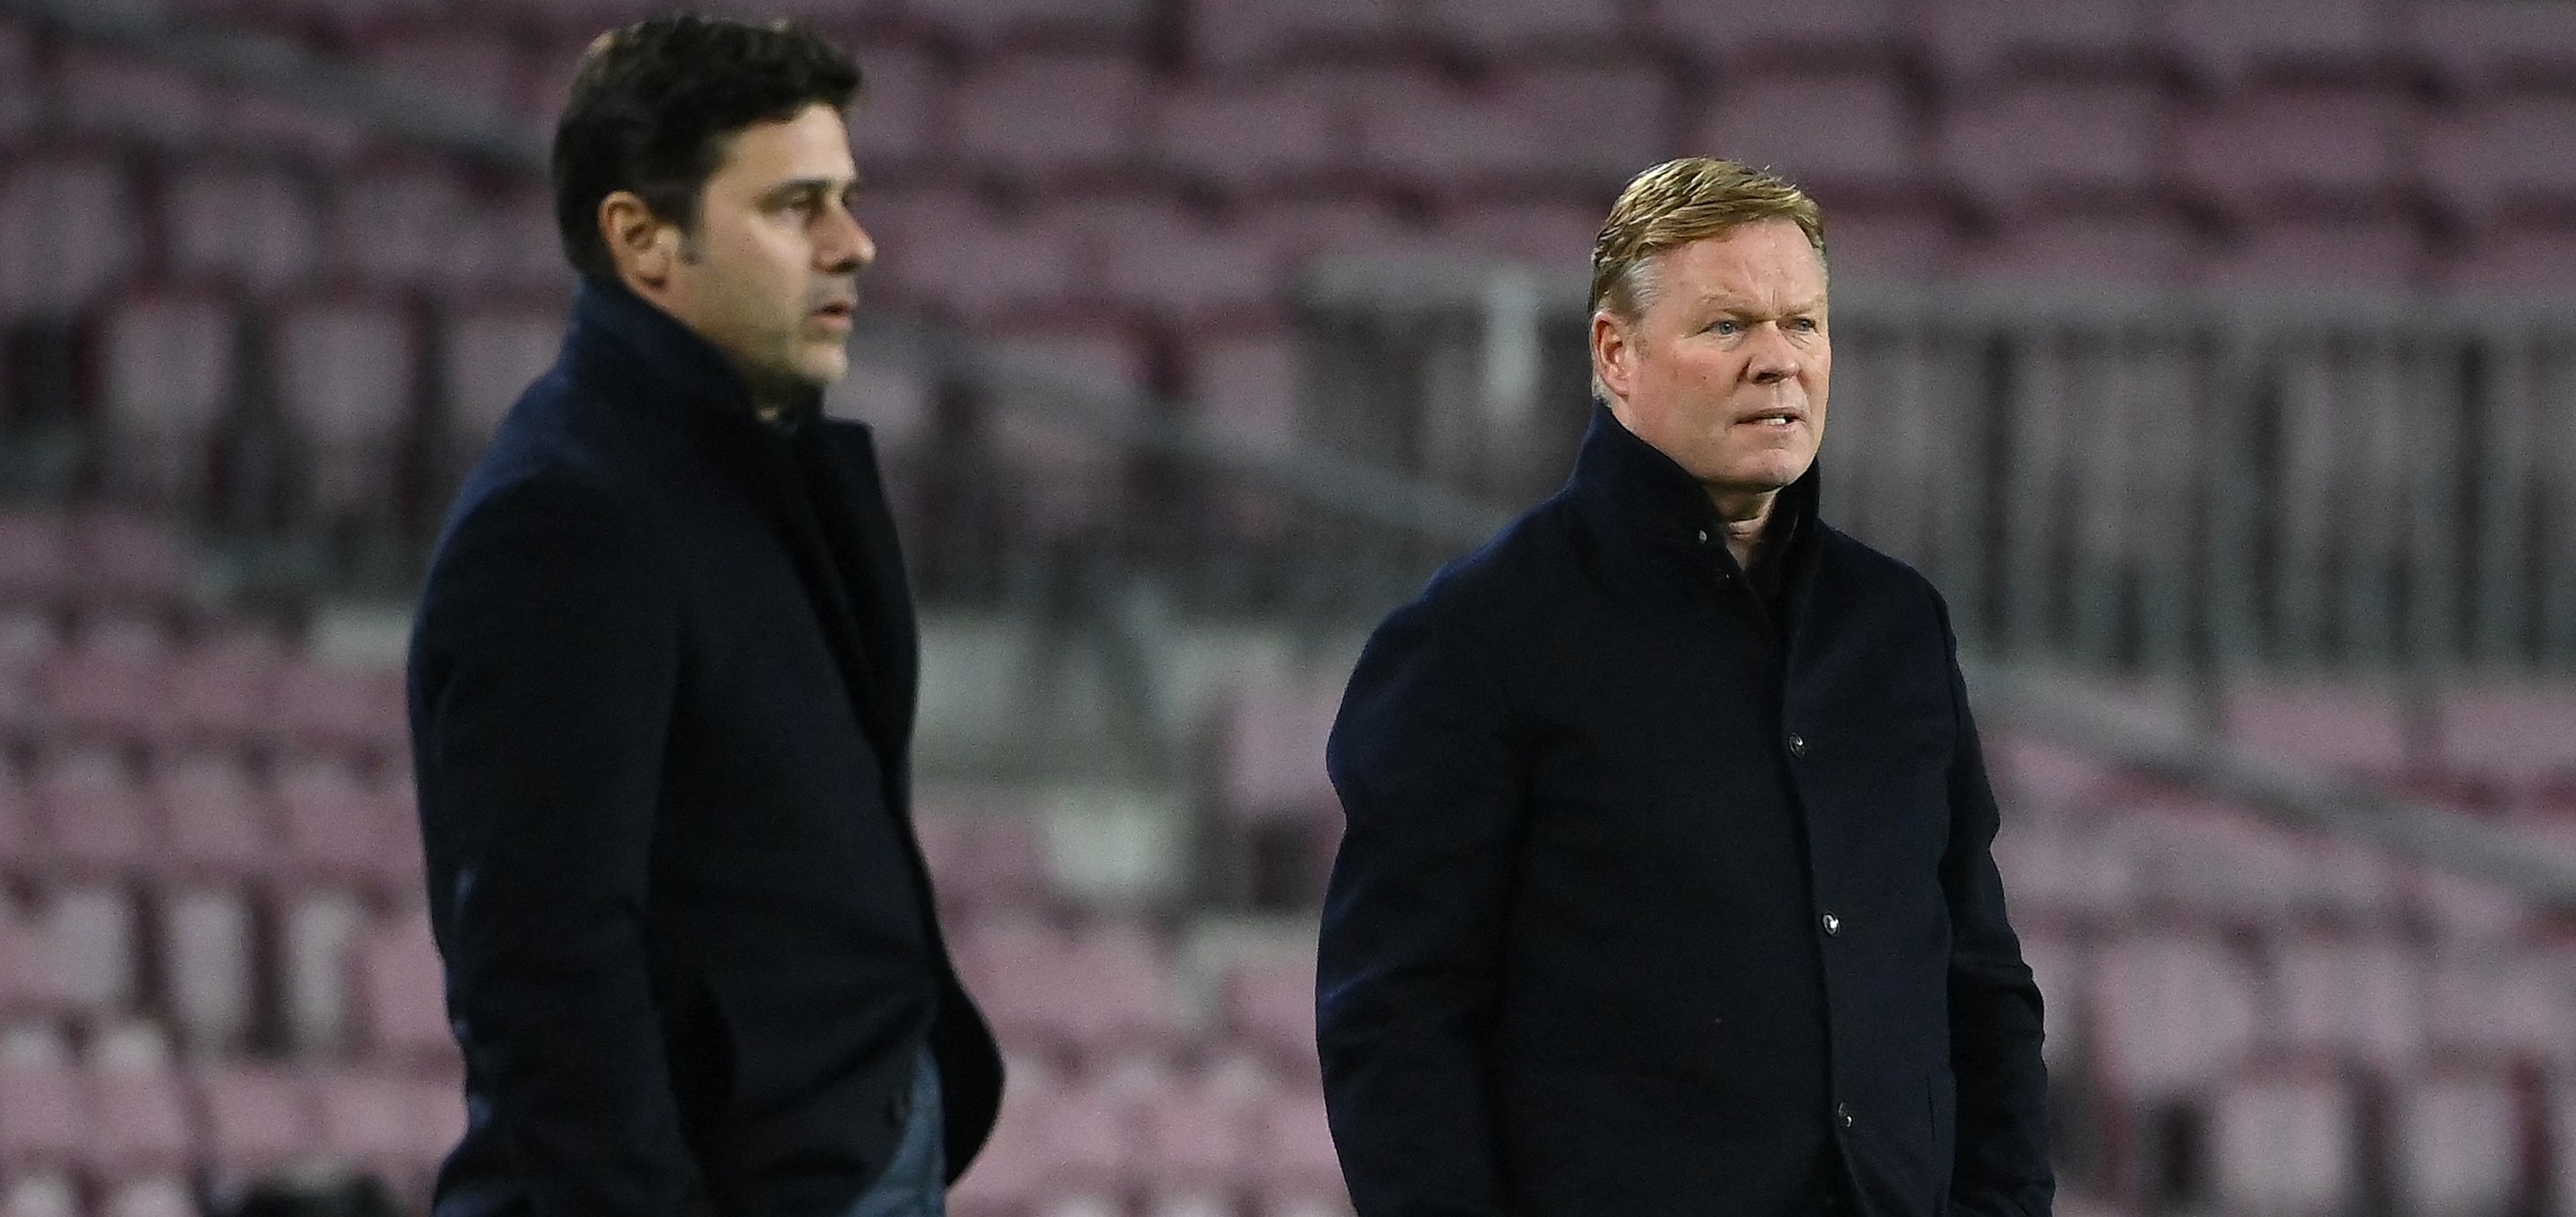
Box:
408 280 1001 1217
1318 405 2050 1217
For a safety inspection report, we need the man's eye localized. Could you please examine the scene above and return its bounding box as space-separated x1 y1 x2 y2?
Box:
1710 320 1739 336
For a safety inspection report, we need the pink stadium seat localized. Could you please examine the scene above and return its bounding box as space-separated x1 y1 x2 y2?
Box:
2426 947 2572 1067
1374 63 1668 188
2205 208 2429 292
0 1173 78 1217
2447 216 2576 300
354 912 458 1067
1417 0 1625 56
2014 929 2085 1071
2434 686 2576 795
1219 675 1341 828
445 186 570 297
31 747 154 875
0 157 138 320
87 1060 192 1179
442 303 561 450
2176 84 2414 213
2423 94 2576 225
0 766 34 871
96 1179 192 1217
328 163 472 290
21 884 138 1017
1647 0 1904 62
1136 1085 1252 1189
1691 67 1921 199
1441 196 1607 271
272 296 421 521
154 752 275 879
312 1067 466 1183
363 28 528 112
822 359 937 461
156 641 278 749
2091 931 2260 1100
192 1063 320 1183
1151 75 1342 194
1188 326 1302 454
1087 200 1281 321
2222 680 2414 778
157 884 259 1049
212 85 368 164
1938 76 2169 212
1250 1092 1348 1206
1920 0 2159 82
0 901 73 1021
843 42 938 167
0 1055 87 1172
869 189 1086 322
905 0 1156 46
279 756 411 891
951 53 1149 179
1222 954 1321 1079
1956 199 2202 288
282 889 370 1051
1186 0 1410 69
2158 0 2392 85
55 52 211 148
2268 937 2424 1071
2210 1069 2356 1217
163 165 322 294
75 513 192 610
36 647 160 749
0 515 75 605
270 659 410 761
2404 1 2576 92
2392 1069 2522 1217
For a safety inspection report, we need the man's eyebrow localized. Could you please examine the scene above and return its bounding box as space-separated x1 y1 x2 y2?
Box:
758 175 860 202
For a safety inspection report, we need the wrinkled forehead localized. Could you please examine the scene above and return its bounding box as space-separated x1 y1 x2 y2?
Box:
1643 222 1829 313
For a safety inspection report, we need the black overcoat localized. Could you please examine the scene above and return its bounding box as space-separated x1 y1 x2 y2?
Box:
407 279 1001 1217
1318 404 2050 1217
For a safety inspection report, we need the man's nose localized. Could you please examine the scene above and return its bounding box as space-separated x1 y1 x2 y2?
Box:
821 207 875 274
1747 324 1799 384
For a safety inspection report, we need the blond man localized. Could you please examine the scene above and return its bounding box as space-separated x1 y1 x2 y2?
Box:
1317 159 2053 1216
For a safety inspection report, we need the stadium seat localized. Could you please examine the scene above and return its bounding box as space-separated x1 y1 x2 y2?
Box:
1151 74 1342 196
2401 0 2576 93
1185 0 1412 70
54 52 211 149
444 185 569 297
271 296 422 524
0 515 76 607
2222 680 2414 779
908 0 1157 47
1646 0 1905 63
156 884 259 1049
1359 63 1670 189
1691 66 1922 201
353 912 458 1067
96 1179 192 1217
2433 686 2576 796
1087 198 1283 322
1416 0 1627 59
2268 936 2424 1071
74 513 192 611
440 302 562 454
155 639 279 750
35 646 160 752
2391 1069 2523 1217
951 52 1150 179
2210 1069 2356 1217
155 751 275 879
1186 325 1302 454
870 189 1088 322
0 1053 86 1173
97 302 244 511
1135 1083 1253 1192
278 756 413 892
1919 0 2161 83
822 358 938 463
2091 931 2261 1101
163 165 323 295
1938 75 2170 213
2426 946 2573 1068
87 1053 193 1181
2157 0 2393 86
0 156 138 320
192 1062 320 1184
267 658 409 763
327 162 474 291
361 28 528 113
0 1174 77 1217
1220 954 1321 1080
2423 94 2576 226
1956 198 2203 288
30 746 154 876
2175 84 2416 216
281 888 369 1051
1249 1092 1349 1209
20 884 137 1018
312 1067 466 1188
2446 215 2576 300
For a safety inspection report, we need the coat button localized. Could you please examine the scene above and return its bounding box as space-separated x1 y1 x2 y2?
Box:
1835 1102 1854 1129
1695 529 1711 545
1786 732 1807 758
1821 912 1841 936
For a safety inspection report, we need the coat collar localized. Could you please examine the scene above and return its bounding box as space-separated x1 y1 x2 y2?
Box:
1567 399 1822 560
561 275 825 443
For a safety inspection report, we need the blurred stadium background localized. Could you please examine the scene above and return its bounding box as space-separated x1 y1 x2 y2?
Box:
3 0 2576 1214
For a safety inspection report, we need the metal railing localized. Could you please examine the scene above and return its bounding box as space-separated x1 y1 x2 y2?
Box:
1297 261 2576 675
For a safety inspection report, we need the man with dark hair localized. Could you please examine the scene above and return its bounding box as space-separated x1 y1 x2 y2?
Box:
408 15 1001 1217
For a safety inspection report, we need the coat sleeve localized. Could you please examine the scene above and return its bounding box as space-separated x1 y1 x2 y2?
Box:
409 476 710 1217
1317 596 1525 1217
1933 595 2056 1217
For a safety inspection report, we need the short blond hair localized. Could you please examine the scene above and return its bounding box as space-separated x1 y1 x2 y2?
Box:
1590 158 1826 320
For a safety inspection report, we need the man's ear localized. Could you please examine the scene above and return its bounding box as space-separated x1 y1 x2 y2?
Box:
600 190 679 288
1591 309 1635 405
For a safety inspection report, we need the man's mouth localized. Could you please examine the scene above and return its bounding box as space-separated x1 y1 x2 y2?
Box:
1740 409 1804 428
